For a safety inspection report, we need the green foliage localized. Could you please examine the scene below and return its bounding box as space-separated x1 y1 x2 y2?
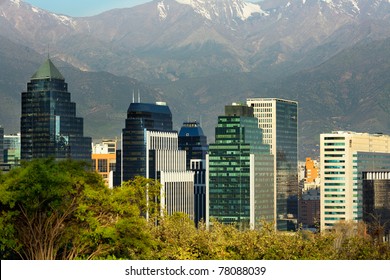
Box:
1 160 390 260
149 218 390 260
0 159 156 260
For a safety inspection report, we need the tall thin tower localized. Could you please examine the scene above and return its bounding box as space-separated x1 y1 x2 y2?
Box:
247 98 298 231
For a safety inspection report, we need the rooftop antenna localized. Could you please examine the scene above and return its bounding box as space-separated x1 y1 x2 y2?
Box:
138 89 141 103
132 90 135 103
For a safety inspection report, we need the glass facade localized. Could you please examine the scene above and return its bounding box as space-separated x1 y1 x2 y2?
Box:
247 98 298 231
179 121 208 225
178 121 208 169
208 104 274 229
3 134 21 167
275 101 298 230
20 59 91 161
356 153 390 221
117 102 173 184
363 172 390 235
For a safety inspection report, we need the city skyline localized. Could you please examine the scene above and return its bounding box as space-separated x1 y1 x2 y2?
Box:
1 0 388 155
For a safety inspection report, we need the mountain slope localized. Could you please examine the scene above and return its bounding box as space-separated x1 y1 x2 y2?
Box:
152 37 390 157
0 0 390 159
0 35 164 139
2 0 389 81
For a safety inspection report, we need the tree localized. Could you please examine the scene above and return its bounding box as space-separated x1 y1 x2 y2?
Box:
0 159 156 260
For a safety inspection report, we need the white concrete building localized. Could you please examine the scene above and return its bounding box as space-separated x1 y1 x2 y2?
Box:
147 130 194 220
320 131 390 231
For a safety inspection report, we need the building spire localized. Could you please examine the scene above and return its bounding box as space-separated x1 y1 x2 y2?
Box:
31 58 65 81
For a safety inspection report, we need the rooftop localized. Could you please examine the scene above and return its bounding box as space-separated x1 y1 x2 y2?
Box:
31 58 65 81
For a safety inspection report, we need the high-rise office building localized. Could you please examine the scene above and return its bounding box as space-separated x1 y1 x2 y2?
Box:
115 101 195 219
20 58 91 161
0 126 11 173
116 102 173 182
320 131 390 232
0 127 3 164
3 133 21 167
247 98 298 231
179 121 208 225
206 103 274 229
362 172 390 236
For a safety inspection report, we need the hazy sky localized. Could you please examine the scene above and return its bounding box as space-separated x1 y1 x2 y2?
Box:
23 0 151 17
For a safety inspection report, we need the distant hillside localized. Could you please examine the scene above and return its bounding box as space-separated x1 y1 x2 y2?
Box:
0 35 164 140
153 37 390 158
0 0 390 159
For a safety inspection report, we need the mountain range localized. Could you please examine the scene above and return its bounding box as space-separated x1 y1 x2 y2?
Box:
0 0 390 159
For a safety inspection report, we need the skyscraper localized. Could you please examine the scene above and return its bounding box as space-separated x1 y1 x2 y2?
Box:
179 121 208 225
247 98 298 231
117 102 173 182
20 58 91 161
3 133 21 167
320 131 390 232
115 101 195 219
0 126 3 164
206 103 274 229
362 172 390 237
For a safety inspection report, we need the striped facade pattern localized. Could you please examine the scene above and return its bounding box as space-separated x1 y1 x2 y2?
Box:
160 171 195 220
146 130 195 219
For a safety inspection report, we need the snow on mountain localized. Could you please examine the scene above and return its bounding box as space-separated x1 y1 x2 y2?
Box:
320 0 361 16
174 0 268 21
9 0 21 7
157 1 169 20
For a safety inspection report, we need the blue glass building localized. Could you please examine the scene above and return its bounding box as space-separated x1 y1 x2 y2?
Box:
179 121 208 225
116 102 173 183
115 101 195 219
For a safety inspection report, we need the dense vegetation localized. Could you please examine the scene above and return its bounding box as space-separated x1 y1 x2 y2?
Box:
1 159 389 260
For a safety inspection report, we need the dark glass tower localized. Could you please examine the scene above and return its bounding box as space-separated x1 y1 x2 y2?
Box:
207 104 274 229
178 121 208 169
179 121 208 225
20 59 91 161
116 102 173 184
115 101 195 219
247 98 298 231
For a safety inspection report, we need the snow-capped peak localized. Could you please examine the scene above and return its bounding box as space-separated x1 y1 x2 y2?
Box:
320 0 361 15
175 0 268 21
10 0 21 6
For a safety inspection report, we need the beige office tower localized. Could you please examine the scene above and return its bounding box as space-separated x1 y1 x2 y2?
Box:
320 131 390 231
